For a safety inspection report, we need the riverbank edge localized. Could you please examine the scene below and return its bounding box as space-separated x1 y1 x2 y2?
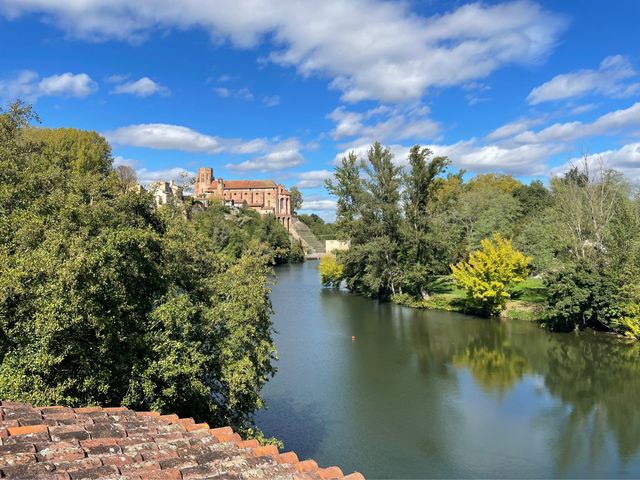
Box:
389 276 545 321
391 292 543 321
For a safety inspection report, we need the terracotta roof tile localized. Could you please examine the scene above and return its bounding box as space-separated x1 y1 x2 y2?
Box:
223 180 277 189
0 401 364 479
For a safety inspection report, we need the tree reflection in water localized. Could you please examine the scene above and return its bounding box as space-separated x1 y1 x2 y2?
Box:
408 311 640 474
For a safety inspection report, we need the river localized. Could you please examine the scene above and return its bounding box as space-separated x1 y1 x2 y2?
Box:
255 261 640 479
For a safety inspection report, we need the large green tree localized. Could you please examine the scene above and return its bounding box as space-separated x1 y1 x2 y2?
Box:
0 102 277 429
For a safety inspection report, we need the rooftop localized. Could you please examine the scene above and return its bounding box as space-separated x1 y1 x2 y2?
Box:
0 401 363 480
222 180 277 189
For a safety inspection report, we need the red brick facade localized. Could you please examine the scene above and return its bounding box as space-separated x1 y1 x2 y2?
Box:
195 168 292 230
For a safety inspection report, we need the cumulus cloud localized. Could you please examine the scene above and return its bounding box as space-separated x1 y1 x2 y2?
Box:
136 167 195 184
214 87 254 101
329 104 440 145
334 143 412 166
513 102 640 144
0 0 566 103
339 140 559 175
486 117 547 141
0 70 97 101
107 124 223 153
300 197 337 211
296 169 333 189
527 55 639 105
106 123 304 172
226 139 304 172
330 101 640 178
113 156 195 186
105 73 129 84
553 143 640 184
262 95 280 107
111 77 170 97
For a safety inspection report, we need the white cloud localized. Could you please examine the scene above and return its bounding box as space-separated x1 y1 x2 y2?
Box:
106 73 129 84
111 77 170 97
136 167 195 185
262 95 280 107
0 0 566 103
296 169 333 188
226 139 303 172
106 123 304 172
331 102 640 178
113 156 195 186
107 124 223 153
333 143 411 166
334 138 561 175
486 117 547 141
0 70 97 101
555 143 640 184
513 102 640 144
432 141 561 175
38 72 97 97
300 198 337 211
527 55 639 105
329 104 440 144
214 87 254 101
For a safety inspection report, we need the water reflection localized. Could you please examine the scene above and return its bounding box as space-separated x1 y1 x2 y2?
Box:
260 263 640 478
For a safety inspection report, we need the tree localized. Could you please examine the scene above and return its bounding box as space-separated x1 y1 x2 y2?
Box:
451 234 531 316
513 180 551 219
325 151 363 239
319 255 344 287
401 145 450 295
24 126 113 175
115 164 138 192
543 261 619 332
289 186 303 215
0 102 278 430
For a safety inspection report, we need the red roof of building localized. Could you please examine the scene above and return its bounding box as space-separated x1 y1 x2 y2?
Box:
222 180 276 189
0 401 363 480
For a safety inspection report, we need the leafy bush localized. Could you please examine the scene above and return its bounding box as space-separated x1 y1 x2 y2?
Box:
543 261 619 332
319 254 344 287
451 234 531 316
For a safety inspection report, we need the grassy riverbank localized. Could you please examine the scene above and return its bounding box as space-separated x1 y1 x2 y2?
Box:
392 276 546 321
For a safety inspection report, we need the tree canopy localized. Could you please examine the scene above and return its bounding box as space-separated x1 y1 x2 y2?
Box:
0 102 282 429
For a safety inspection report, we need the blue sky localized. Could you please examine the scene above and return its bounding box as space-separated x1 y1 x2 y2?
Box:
1 0 639 218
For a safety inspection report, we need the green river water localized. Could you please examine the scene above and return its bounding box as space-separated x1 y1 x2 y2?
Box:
256 261 640 479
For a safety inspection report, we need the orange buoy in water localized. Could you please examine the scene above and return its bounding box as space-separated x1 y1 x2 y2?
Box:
351 336 356 342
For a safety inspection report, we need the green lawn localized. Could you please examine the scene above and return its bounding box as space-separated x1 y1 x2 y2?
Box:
394 275 546 320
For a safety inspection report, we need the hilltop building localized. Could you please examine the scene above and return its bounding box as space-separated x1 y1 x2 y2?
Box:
151 180 184 206
194 167 292 230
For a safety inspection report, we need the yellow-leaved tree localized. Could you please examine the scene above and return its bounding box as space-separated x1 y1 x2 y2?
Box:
451 234 531 316
319 254 344 288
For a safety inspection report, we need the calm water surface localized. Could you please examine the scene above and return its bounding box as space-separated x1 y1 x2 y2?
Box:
256 262 640 479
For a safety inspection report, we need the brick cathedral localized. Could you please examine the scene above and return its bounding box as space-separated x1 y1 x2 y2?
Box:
194 167 292 230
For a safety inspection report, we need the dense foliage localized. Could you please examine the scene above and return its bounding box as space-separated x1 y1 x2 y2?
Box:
451 234 531 316
0 102 282 429
193 203 304 265
319 254 344 287
326 142 640 339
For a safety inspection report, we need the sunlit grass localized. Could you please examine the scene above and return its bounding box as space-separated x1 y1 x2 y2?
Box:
393 275 546 320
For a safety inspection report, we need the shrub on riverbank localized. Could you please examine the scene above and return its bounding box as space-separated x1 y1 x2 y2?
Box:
451 234 531 316
319 254 344 287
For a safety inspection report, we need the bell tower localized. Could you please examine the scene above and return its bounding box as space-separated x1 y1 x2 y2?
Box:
195 167 213 197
